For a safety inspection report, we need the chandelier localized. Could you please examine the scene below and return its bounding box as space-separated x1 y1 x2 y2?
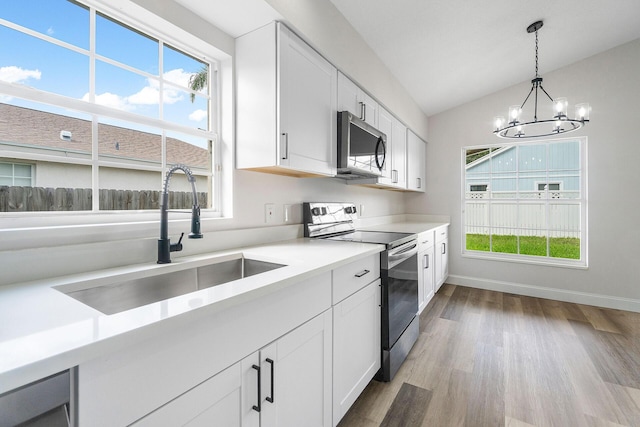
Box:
493 21 590 139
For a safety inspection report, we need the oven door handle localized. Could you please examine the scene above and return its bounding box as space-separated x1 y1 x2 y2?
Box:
388 243 418 268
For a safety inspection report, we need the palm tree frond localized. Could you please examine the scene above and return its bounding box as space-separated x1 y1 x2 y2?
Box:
189 66 208 102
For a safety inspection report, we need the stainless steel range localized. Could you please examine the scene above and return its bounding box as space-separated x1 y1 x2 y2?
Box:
303 202 419 381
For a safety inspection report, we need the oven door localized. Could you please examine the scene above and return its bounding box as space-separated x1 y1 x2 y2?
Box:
381 240 419 349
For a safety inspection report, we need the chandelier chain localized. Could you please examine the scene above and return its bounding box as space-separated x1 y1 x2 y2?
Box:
535 29 539 78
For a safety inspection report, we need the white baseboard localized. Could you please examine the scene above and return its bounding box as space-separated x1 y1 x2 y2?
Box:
446 274 640 313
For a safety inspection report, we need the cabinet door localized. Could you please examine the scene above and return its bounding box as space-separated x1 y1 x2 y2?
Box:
359 91 378 127
391 116 407 188
337 72 378 127
333 280 381 425
418 246 435 313
337 72 360 117
376 107 393 181
132 362 242 427
407 129 425 192
435 238 449 292
279 25 337 176
260 311 332 427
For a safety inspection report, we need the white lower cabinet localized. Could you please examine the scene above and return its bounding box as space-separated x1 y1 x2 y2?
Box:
77 272 331 426
434 226 449 292
243 311 333 427
133 310 332 427
132 362 243 427
332 279 381 425
418 244 435 314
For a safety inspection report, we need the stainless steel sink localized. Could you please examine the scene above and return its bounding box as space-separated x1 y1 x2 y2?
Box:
57 256 286 315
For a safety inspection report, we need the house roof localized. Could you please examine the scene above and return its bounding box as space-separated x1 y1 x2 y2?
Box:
0 103 209 169
465 146 514 170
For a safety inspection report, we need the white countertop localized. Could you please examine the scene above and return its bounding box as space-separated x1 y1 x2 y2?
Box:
360 220 449 235
0 238 383 394
0 219 450 394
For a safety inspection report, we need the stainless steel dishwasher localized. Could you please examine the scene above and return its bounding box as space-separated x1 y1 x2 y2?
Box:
0 368 75 427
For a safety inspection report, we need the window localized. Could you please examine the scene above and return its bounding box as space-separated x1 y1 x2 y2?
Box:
0 0 218 213
470 184 488 192
0 161 33 186
463 138 587 267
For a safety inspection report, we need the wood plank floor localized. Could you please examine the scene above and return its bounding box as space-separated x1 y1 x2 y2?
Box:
338 284 640 427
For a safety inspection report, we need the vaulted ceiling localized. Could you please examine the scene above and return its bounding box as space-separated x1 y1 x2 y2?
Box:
176 0 640 117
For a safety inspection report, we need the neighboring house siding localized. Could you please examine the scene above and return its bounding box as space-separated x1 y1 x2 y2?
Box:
0 103 209 192
466 144 580 193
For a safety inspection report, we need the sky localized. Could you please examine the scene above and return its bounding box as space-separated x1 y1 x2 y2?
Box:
0 0 209 134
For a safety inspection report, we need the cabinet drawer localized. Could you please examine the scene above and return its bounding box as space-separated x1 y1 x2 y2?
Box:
418 230 435 251
332 255 380 304
436 226 448 243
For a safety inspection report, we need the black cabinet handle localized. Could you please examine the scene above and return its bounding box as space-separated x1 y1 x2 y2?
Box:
252 364 261 412
266 358 275 403
355 269 370 278
424 254 429 269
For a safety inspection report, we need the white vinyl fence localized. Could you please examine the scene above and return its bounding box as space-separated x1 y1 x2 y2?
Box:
464 191 581 238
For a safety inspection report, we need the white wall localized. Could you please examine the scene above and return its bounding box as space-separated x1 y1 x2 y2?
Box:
232 170 405 227
406 38 640 310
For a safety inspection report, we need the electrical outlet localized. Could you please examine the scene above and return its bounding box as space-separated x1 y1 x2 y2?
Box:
265 203 275 223
283 204 292 223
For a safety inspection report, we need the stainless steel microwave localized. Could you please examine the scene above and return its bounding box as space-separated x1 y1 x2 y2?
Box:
337 111 386 178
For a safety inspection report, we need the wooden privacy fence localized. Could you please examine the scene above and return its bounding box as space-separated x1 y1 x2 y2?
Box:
0 186 207 212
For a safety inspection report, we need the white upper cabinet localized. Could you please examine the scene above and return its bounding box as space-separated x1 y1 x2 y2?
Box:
407 129 426 192
375 106 393 182
236 22 337 177
337 72 378 128
377 107 407 189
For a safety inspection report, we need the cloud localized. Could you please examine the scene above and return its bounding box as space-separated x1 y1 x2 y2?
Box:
81 68 201 112
82 92 133 111
0 66 41 84
127 86 159 105
163 68 192 87
189 109 207 122
47 27 55 36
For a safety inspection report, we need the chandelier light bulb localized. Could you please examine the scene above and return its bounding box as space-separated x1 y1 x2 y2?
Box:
515 125 524 137
509 105 521 124
494 116 505 131
554 120 562 132
575 103 590 121
554 97 568 119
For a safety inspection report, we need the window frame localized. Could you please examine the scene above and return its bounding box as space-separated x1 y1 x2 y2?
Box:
0 0 227 232
461 136 588 269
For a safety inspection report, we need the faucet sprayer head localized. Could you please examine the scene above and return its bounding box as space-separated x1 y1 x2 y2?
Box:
189 205 203 239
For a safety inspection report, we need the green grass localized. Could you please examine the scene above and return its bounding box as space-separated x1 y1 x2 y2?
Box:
466 234 580 259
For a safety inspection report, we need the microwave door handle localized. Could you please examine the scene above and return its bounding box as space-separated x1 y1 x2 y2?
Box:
375 137 386 171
